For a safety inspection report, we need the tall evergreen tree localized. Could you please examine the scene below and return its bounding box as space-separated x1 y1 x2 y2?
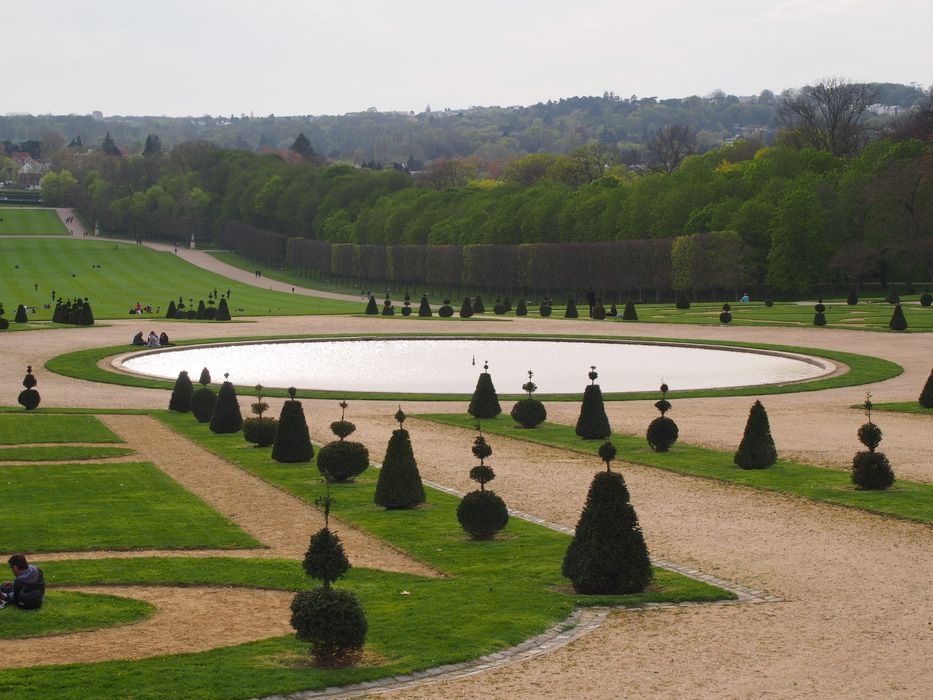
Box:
143 134 162 158
101 132 120 156
290 132 314 158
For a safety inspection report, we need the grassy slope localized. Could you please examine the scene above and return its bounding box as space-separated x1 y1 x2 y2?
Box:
0 208 66 235
418 414 933 524
0 591 154 640
0 238 358 320
3 462 261 551
0 414 123 444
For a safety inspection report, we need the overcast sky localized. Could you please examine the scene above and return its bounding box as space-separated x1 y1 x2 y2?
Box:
4 0 930 117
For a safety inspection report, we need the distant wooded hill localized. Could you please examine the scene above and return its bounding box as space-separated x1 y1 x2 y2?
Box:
2 82 925 167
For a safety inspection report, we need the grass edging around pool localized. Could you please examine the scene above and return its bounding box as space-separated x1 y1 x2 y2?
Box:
45 332 902 402
417 414 933 524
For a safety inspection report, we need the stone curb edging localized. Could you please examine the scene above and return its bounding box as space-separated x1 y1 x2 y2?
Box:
258 474 781 700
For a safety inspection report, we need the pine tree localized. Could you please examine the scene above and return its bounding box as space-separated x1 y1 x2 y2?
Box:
575 367 611 439
143 134 162 158
290 132 314 158
468 362 501 418
562 445 652 594
101 132 120 156
168 370 193 412
210 375 243 433
734 400 777 469
272 388 314 463
374 409 426 509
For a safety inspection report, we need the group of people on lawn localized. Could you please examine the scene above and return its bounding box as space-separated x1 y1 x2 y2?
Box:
0 554 45 610
132 330 170 347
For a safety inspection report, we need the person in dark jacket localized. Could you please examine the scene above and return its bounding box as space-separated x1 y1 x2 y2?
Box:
0 554 45 610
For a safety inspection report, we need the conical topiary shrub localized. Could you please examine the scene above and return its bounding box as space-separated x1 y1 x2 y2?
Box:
851 394 895 490
889 303 908 331
456 432 509 540
734 400 777 469
14 304 28 323
168 370 194 412
438 299 454 318
272 387 314 463
622 299 638 321
675 291 691 309
920 369 933 408
418 294 432 317
885 286 900 304
562 442 652 594
17 365 40 410
365 295 378 315
575 367 611 440
317 401 369 482
215 297 231 321
210 374 243 434
374 409 426 509
196 300 206 319
243 384 278 447
468 362 501 419
473 295 485 314
166 300 177 319
515 298 528 316
459 297 474 318
646 383 678 452
0 303 8 331
846 288 859 305
609 303 618 317
565 298 578 319
78 300 94 326
290 496 367 664
510 370 547 428
191 368 217 423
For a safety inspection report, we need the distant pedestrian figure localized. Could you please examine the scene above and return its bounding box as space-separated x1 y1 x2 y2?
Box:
740 292 750 303
291 287 295 293
34 283 38 292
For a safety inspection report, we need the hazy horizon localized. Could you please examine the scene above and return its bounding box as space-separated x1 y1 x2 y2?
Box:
5 0 930 118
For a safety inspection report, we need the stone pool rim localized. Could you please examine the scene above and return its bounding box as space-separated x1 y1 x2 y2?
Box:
113 335 839 396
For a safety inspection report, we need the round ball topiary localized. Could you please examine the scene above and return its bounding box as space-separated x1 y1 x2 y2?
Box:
852 451 895 490
401 305 412 316
720 311 733 324
764 298 774 308
920 293 933 307
493 303 507 315
438 301 454 318
857 422 882 451
562 470 652 595
191 387 216 423
290 588 367 663
168 370 194 412
330 420 356 440
510 397 547 428
243 416 278 446
0 319 9 331
539 305 552 317
303 527 350 583
272 394 314 463
456 490 509 540
646 416 679 452
317 441 369 482
814 302 826 313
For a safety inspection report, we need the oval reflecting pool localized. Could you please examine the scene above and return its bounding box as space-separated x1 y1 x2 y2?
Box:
120 338 834 394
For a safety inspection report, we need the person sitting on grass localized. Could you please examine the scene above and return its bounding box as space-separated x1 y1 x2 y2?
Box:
147 330 160 347
159 331 170 346
132 331 145 346
0 554 45 610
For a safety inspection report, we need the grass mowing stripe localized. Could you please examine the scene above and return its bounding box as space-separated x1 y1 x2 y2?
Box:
3 462 261 552
45 333 902 402
0 445 135 461
0 414 123 444
0 591 154 640
0 208 66 235
417 414 933 524
0 411 735 698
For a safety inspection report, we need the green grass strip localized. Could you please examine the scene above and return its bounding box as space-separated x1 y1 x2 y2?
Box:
0 591 154 640
0 208 66 235
2 462 261 552
45 333 902 402
0 445 135 461
870 402 933 416
418 414 933 524
0 414 123 444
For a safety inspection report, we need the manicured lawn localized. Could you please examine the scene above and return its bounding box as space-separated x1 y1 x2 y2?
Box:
418 414 933 524
871 402 933 416
44 334 902 402
0 412 734 699
0 445 135 461
0 238 359 320
0 591 154 640
2 462 261 552
0 414 122 444
0 208 66 235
